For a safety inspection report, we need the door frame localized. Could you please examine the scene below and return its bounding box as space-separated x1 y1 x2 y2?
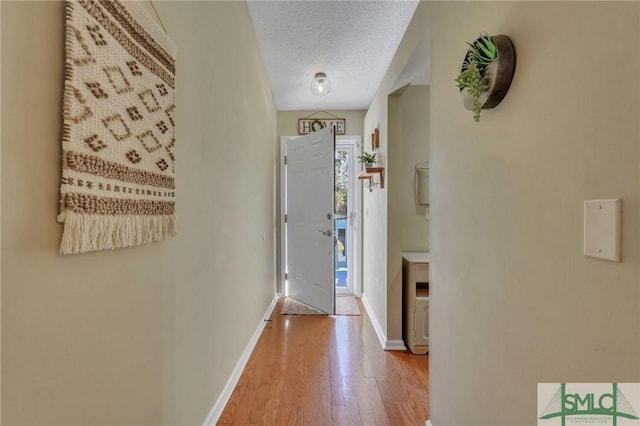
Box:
334 141 356 296
280 135 362 298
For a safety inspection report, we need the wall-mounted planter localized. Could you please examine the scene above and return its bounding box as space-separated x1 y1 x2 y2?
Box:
457 34 516 121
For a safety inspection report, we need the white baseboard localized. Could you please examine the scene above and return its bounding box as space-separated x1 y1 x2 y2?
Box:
385 339 407 351
202 294 279 426
360 293 406 351
360 293 385 349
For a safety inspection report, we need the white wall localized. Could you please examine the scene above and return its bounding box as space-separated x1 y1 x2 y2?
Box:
1 1 277 424
425 2 640 425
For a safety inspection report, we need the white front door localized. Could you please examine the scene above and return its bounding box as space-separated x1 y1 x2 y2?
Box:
285 127 335 314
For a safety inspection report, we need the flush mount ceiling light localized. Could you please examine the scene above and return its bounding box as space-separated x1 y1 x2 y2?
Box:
311 72 331 96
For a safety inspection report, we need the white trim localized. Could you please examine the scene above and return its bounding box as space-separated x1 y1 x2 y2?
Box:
335 140 358 296
354 138 363 299
280 137 290 296
334 142 352 296
361 293 407 351
361 293 385 348
202 294 279 426
338 136 363 298
385 340 407 351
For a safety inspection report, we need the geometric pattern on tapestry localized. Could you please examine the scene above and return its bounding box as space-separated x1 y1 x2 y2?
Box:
59 0 177 254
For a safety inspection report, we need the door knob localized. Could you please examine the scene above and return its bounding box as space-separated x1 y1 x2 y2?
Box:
319 230 332 236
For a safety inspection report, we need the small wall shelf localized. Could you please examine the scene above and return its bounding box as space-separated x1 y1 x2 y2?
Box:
358 167 384 191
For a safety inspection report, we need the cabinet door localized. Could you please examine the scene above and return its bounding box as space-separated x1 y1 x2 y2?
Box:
414 298 429 346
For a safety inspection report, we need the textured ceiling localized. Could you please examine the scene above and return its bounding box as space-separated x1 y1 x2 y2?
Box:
247 1 419 111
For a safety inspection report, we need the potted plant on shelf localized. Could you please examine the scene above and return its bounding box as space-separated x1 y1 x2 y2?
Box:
455 33 516 122
358 152 377 169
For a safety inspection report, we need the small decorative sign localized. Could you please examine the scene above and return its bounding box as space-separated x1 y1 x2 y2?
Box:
371 128 379 150
298 118 346 135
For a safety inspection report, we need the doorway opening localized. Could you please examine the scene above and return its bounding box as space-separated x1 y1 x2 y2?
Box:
280 135 362 304
334 141 359 296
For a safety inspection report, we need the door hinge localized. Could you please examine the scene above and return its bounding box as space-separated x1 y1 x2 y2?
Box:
284 155 287 165
284 214 288 223
285 272 288 280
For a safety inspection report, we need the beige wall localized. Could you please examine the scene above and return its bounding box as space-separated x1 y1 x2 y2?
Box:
3 3 163 424
365 1 640 423
424 2 640 425
1 1 277 425
400 85 429 252
387 92 403 342
362 92 388 340
363 5 431 345
385 84 430 343
276 110 365 293
0 0 3 419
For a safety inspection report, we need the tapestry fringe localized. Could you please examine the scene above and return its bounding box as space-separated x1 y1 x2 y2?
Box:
58 211 177 255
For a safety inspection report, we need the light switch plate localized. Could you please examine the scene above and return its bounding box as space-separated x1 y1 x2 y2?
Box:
584 199 621 262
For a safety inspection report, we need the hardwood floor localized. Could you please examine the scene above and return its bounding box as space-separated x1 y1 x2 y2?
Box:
218 298 429 425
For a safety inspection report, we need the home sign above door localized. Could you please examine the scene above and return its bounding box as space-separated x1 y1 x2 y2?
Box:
298 118 346 135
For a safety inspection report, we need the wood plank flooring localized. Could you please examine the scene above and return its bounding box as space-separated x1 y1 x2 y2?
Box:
218 298 429 425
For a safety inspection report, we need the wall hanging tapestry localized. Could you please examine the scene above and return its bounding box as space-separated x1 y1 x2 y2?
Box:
59 0 177 254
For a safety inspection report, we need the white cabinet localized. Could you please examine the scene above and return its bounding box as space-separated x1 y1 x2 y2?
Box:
402 252 429 355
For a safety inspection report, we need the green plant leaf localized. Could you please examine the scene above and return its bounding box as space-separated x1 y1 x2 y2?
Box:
477 38 496 60
457 35 494 122
358 152 377 163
